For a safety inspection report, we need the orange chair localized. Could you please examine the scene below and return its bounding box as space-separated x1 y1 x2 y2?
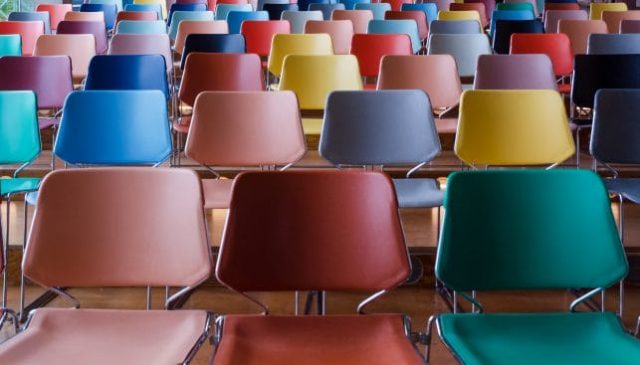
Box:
558 19 608 55
185 91 306 209
450 3 488 28
34 34 96 83
544 2 580 13
36 3 72 31
242 20 291 58
115 11 159 25
0 168 212 363
377 54 462 134
305 20 354 55
350 34 413 82
332 9 374 34
174 20 229 55
0 21 44 56
602 10 640 33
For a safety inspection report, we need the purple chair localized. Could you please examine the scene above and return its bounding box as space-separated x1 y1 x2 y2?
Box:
57 20 108 54
474 54 558 90
621 20 640 33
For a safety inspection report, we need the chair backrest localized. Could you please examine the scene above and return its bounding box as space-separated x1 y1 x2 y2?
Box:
134 0 168 19
36 3 73 30
116 10 158 24
425 0 454 12
402 3 438 23
320 89 440 166
572 54 640 109
180 33 246 69
180 53 264 105
57 20 108 54
382 0 411 11
385 10 429 40
0 56 73 110
510 33 573 76
124 3 163 19
262 3 299 20
168 10 214 39
465 0 494 21
427 33 493 78
489 9 534 35
24 167 210 289
168 3 207 26
455 89 574 166
0 21 44 56
242 20 290 56
80 3 117 29
186 91 305 166
174 20 229 55
8 11 51 34
350 34 413 77
450 3 487 27
298 0 331 11
87 0 122 11
339 0 370 10
267 33 333 77
429 19 482 34
558 19 607 55
279 55 363 110
544 2 580 13
543 9 587 33
474 54 557 90
217 170 409 292
282 10 324 33
354 2 391 20
437 10 482 27
437 169 626 292
64 10 105 23
0 35 22 57
215 3 252 20
590 2 627 20
497 1 535 16
227 10 268 33
601 9 640 32
34 34 96 80
109 34 172 72
0 91 40 165
367 19 421 53
304 20 353 54
588 33 640 55
591 89 640 165
309 3 346 20
116 20 167 34
621 19 640 33
493 19 544 54
331 9 373 33
258 0 289 11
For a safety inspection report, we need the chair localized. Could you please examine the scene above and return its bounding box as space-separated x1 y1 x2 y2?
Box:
180 34 246 69
185 91 306 209
242 20 291 57
80 3 117 30
263 3 299 20
298 0 331 11
64 10 105 23
489 9 534 36
36 3 72 31
450 3 487 28
304 20 353 55
215 3 252 20
437 10 482 27
168 3 207 26
332 9 373 33
87 0 122 11
339 0 370 10
320 90 443 212
385 11 429 41
134 0 168 19
424 0 454 12
124 3 163 18
474 54 557 90
0 21 44 56
455 90 574 166
168 11 214 39
57 21 108 54
602 10 640 33
213 170 424 365
309 3 346 20
497 1 535 16
116 20 167 34
109 34 173 73
543 9 587 33
367 19 421 54
505 0 540 15
0 167 211 363
8 11 51 34
257 0 289 10
354 2 391 20
466 0 495 21
377 55 462 134
282 10 324 33
588 34 640 55
429 20 482 34
559 19 608 55
402 3 438 23
0 35 21 57
116 10 159 23
428 169 640 365
427 33 493 78
175 20 229 55
227 11 268 33
279 55 363 134
544 2 580 12
350 34 413 80
621 19 640 33
267 33 333 78
590 2 627 20
34 34 96 82
493 20 544 54
382 0 411 11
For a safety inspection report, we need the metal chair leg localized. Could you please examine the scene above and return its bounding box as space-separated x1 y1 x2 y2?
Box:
19 201 28 321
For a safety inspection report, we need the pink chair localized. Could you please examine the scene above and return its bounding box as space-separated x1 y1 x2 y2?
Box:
331 9 373 34
305 20 354 55
0 21 45 56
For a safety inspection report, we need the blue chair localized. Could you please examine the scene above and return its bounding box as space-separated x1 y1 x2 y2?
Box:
401 3 438 24
298 0 331 11
354 2 391 20
87 0 123 11
80 3 118 30
180 33 246 69
257 0 289 10
116 20 167 34
263 3 299 20
309 3 345 20
0 35 21 56
8 11 51 34
339 0 369 10
167 3 207 26
368 19 422 54
124 3 163 19
489 9 534 36
168 11 214 40
215 4 253 20
227 11 269 33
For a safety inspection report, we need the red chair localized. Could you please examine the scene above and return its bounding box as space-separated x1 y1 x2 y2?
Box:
241 20 291 59
36 3 72 31
213 170 423 365
381 0 412 11
544 2 580 13
450 3 488 28
510 33 573 93
384 10 429 41
0 21 44 56
115 11 159 24
350 34 413 85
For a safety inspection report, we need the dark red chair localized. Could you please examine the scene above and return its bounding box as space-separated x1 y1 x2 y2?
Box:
57 20 108 54
384 10 429 40
350 33 413 86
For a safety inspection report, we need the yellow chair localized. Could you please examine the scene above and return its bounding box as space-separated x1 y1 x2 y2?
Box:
454 90 575 167
134 0 167 19
437 10 482 24
590 3 627 20
279 54 362 135
267 33 333 79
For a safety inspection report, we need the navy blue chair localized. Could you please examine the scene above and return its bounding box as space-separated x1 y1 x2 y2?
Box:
298 0 331 11
8 11 51 34
492 19 544 54
180 34 245 69
263 3 299 20
309 3 345 20
80 3 117 30
167 3 207 26
227 11 269 33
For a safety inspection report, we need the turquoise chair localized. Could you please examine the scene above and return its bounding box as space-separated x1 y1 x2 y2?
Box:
339 0 369 10
489 9 534 36
215 4 253 20
428 169 640 365
116 20 167 34
227 11 269 33
401 3 438 23
124 3 163 19
368 19 422 54
0 35 21 57
354 2 390 20
496 2 536 17
168 10 214 40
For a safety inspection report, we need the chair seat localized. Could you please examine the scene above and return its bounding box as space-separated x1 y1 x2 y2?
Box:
213 314 424 365
0 177 41 197
393 178 443 208
302 117 323 136
605 178 640 204
38 116 60 130
558 83 571 94
172 116 192 134
438 312 640 365
0 308 208 364
435 117 458 134
202 178 234 209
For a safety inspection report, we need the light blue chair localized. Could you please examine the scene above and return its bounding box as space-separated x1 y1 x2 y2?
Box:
0 35 21 56
354 2 390 20
168 10 214 40
281 10 324 33
339 0 369 10
368 19 422 54
401 3 438 24
309 3 346 20
124 3 163 19
8 12 51 34
167 3 207 26
489 9 534 36
116 20 167 34
227 11 269 33
215 4 253 20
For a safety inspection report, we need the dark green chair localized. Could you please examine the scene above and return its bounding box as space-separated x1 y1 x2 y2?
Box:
427 169 640 364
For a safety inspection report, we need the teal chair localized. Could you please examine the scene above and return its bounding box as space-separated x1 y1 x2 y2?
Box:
124 3 163 19
368 19 421 54
489 9 534 36
401 3 438 23
116 20 167 34
215 4 253 20
0 35 21 56
496 2 536 17
427 169 640 364
354 2 390 20
168 10 214 39
339 0 369 10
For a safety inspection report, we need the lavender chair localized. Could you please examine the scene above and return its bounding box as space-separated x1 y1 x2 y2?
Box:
474 54 558 90
57 20 108 54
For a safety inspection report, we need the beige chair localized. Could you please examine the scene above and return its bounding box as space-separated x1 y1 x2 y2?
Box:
64 10 105 23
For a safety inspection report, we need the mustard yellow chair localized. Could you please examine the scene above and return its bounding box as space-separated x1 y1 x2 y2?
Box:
133 0 167 19
590 3 627 20
454 90 575 167
267 33 334 79
279 54 362 135
437 10 482 24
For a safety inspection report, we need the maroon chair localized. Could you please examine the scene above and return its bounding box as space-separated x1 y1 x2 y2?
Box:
621 19 640 33
57 20 108 54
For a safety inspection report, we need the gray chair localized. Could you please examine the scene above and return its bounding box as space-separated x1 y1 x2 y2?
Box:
309 3 346 20
281 10 324 33
587 34 640 55
474 54 557 90
429 20 482 34
8 11 51 34
427 33 493 78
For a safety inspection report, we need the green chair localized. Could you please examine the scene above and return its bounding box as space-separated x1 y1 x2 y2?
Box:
0 35 21 56
427 169 640 364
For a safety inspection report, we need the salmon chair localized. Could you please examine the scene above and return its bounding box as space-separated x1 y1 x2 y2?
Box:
0 167 212 363
350 34 413 86
0 21 44 56
36 3 72 30
331 9 373 34
185 91 306 209
213 170 425 365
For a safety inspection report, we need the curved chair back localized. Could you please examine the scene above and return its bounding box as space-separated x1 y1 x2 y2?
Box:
227 10 268 33
339 0 370 10
0 21 44 56
134 0 168 19
298 0 331 11
116 20 167 34
497 1 535 16
489 9 534 35
282 10 324 33
354 2 391 20
544 2 580 12
267 33 333 77
510 33 573 77
180 33 246 69
438 10 482 27
262 3 298 20
367 19 421 53
385 10 429 40
174 20 229 55
382 0 411 11
602 10 640 33
34 34 96 81
429 19 481 34
36 3 72 30
215 3 252 20
558 19 607 55
257 0 289 10
350 34 412 77
304 20 353 54
57 20 108 54
450 3 487 27
543 9 587 33
402 3 438 23
242 20 290 56
591 89 640 165
427 33 492 78
474 54 557 90
168 10 214 39
109 34 172 72
621 19 640 33
168 3 207 26
331 9 373 33
309 3 346 20
493 19 544 54
588 33 640 55
572 54 640 109
80 3 117 29
465 0 494 20
8 11 51 34
590 2 627 20
64 10 105 23
124 3 163 19
116 10 158 24
0 91 40 165
0 35 21 57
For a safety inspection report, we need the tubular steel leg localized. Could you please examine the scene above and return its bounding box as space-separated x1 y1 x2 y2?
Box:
618 193 625 317
19 201 28 321
3 195 11 308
